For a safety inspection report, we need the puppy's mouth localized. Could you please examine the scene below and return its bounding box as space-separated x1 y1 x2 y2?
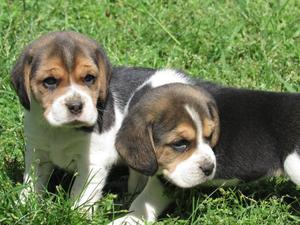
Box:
66 120 89 127
45 116 96 128
61 117 97 128
161 161 216 188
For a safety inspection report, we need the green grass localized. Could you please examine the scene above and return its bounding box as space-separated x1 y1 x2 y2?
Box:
0 0 299 224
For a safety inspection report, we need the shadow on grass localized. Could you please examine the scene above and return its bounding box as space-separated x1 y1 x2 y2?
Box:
4 159 300 220
162 178 300 220
3 157 23 184
3 156 74 194
4 159 129 197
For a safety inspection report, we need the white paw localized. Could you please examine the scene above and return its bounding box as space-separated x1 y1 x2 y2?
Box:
108 215 145 225
19 187 32 204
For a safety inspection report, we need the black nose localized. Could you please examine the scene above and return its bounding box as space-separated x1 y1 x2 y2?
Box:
66 101 83 115
200 163 214 176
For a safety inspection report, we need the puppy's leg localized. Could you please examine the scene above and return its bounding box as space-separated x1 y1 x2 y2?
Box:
71 161 110 215
128 168 148 195
109 175 173 225
284 150 300 185
20 147 53 202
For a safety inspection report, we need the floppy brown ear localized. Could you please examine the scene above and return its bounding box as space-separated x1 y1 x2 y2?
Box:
203 101 220 147
96 47 112 103
115 109 158 176
11 47 33 110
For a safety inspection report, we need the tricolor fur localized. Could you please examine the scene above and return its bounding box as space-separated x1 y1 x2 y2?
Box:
11 31 113 212
110 68 300 225
110 69 220 224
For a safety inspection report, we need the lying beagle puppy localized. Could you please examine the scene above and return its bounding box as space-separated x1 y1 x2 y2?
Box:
11 31 112 212
109 74 219 224
110 69 300 224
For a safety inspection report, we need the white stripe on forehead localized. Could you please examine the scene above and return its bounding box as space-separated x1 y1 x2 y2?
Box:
184 105 203 143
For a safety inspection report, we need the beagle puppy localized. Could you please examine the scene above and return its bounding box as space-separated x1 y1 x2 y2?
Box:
110 69 300 224
109 75 219 224
11 31 112 212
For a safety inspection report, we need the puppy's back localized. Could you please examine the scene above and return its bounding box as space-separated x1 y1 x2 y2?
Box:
200 84 300 180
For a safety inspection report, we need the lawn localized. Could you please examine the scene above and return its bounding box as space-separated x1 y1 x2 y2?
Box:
0 0 299 224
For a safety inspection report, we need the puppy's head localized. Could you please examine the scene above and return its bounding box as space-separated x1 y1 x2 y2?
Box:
116 83 220 188
11 31 111 127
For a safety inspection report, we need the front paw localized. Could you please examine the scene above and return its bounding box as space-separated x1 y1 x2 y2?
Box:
108 215 145 225
19 186 32 204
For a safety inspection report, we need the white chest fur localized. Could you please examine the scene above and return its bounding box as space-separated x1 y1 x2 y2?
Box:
24 99 122 172
25 114 88 170
22 99 123 210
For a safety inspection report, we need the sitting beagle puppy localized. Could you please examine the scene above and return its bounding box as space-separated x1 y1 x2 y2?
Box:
110 69 300 224
11 31 111 212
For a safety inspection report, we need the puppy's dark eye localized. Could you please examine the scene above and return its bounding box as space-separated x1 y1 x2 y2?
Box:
43 77 58 90
170 139 191 152
83 74 96 86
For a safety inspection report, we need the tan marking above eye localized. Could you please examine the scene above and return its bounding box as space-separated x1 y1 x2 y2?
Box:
35 57 68 80
203 118 215 138
82 64 95 68
74 56 98 70
173 122 196 142
44 67 63 73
